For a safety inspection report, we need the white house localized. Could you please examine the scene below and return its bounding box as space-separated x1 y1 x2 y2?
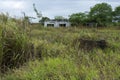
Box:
44 20 71 27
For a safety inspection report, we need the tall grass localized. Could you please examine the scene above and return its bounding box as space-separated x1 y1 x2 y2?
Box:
3 58 79 80
30 27 120 80
0 16 120 79
0 13 33 73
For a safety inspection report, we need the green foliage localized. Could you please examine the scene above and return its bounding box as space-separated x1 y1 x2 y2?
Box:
0 13 33 73
54 16 66 20
113 6 120 23
40 17 50 25
89 3 113 27
1 9 120 80
2 27 120 80
69 3 120 27
69 12 88 26
3 58 79 80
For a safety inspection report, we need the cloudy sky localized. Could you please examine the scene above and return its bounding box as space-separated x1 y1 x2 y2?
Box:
0 0 120 22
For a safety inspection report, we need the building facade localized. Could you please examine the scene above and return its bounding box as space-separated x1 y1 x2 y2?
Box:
44 20 71 27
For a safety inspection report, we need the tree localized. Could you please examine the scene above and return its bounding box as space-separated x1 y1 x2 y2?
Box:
89 3 112 27
69 12 88 26
113 6 120 22
54 16 65 21
33 3 42 22
40 17 50 25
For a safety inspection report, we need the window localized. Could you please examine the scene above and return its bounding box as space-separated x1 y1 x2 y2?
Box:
59 24 66 27
47 24 54 27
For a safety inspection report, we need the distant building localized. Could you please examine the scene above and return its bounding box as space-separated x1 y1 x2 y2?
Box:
44 19 71 27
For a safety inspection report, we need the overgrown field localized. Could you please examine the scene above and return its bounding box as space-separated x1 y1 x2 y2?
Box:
1 23 120 80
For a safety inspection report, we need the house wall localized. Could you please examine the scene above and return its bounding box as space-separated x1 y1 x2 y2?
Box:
44 21 70 27
44 21 55 27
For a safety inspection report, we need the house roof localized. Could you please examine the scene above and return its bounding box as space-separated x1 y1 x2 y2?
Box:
45 19 69 22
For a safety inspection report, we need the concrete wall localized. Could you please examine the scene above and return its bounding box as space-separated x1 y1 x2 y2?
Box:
44 21 70 27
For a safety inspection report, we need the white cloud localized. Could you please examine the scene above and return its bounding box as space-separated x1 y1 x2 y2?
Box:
0 1 26 10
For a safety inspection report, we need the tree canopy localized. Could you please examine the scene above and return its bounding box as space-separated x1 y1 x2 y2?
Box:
40 17 50 25
54 16 66 20
89 3 112 26
69 12 88 26
113 6 120 22
33 3 42 21
32 3 120 27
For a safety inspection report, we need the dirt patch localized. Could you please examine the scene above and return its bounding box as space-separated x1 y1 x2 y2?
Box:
73 38 107 51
